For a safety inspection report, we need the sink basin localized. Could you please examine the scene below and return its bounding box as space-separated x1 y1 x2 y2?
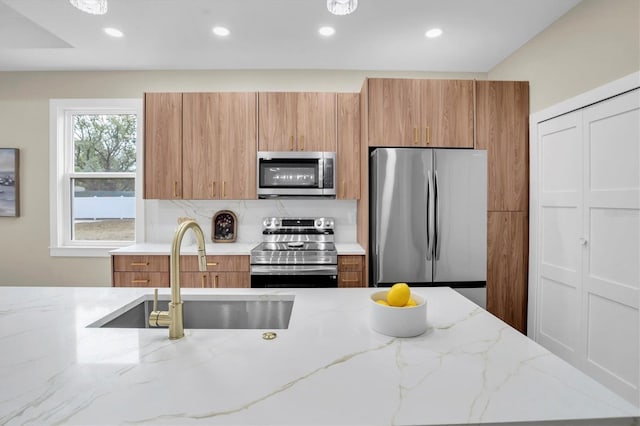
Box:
88 294 294 329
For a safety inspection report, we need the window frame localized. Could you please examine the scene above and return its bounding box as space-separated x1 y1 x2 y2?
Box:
49 99 144 257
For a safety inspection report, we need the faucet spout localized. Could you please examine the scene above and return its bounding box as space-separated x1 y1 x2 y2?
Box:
149 219 207 340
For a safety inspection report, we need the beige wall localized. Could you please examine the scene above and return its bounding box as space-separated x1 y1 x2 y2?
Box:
0 70 483 286
489 0 640 113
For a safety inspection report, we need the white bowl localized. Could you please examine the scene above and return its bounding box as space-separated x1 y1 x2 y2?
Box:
370 290 427 337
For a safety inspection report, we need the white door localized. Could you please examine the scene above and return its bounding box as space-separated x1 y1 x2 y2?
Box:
580 89 640 403
536 111 584 364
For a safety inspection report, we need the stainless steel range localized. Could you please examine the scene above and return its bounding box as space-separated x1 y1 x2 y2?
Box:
250 217 338 288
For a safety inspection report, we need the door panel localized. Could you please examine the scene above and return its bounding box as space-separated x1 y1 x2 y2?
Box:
433 149 487 282
372 148 432 284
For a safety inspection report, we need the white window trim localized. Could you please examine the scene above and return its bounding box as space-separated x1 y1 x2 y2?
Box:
49 98 144 257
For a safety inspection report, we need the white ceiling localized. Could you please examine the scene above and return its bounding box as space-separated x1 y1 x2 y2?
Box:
0 0 581 72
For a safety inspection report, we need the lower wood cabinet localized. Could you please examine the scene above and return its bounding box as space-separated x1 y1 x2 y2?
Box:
112 255 169 287
111 254 250 288
338 255 365 287
486 211 528 333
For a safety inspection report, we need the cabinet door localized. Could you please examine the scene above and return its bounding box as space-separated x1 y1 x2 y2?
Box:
368 78 421 146
337 93 361 199
183 93 220 199
218 93 257 199
180 272 211 288
144 93 183 199
258 92 296 151
214 272 250 288
296 92 336 151
476 81 529 211
486 211 528 333
422 80 474 148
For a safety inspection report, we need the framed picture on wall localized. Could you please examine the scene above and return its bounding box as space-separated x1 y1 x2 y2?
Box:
0 148 19 217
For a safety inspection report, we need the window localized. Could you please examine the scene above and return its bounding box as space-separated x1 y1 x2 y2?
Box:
50 99 143 257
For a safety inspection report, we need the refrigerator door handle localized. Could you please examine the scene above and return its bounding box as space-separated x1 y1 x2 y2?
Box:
434 170 441 260
427 170 435 260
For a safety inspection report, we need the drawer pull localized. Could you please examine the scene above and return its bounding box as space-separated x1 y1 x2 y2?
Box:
214 275 219 288
341 262 360 265
132 279 150 284
130 262 149 266
341 279 360 283
201 275 206 288
207 262 218 266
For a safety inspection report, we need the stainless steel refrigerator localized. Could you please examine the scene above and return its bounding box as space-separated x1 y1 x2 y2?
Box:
370 148 487 306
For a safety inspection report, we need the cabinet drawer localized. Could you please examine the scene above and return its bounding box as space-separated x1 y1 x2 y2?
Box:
180 255 250 272
338 255 363 272
338 271 364 288
113 255 169 272
180 272 251 288
113 272 169 287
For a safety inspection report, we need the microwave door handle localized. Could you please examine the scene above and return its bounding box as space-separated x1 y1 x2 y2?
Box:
318 158 324 189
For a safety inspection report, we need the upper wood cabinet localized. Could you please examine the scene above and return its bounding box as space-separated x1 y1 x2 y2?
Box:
144 93 183 199
144 92 257 200
258 92 336 152
183 92 257 200
475 81 529 211
367 78 474 148
337 93 361 200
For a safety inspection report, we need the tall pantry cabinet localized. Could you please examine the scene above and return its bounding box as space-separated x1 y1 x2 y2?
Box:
476 80 530 334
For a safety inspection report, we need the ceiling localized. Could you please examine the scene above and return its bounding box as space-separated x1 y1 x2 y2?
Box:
0 0 581 72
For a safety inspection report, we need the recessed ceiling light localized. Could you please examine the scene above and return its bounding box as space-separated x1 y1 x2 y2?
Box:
425 28 443 38
318 26 335 37
104 27 123 38
212 26 230 37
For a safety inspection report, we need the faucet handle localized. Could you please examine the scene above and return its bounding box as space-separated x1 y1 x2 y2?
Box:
153 288 158 312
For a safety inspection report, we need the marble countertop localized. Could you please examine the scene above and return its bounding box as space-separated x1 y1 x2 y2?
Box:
1 286 638 425
110 242 366 256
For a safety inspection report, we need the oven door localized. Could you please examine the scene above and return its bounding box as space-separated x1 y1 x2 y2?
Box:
251 265 338 288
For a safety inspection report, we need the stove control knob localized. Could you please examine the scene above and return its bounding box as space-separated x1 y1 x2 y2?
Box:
263 218 272 227
315 218 324 228
325 219 334 228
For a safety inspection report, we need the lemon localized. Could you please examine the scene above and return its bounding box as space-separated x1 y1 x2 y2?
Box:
376 299 390 306
404 298 417 307
386 283 410 307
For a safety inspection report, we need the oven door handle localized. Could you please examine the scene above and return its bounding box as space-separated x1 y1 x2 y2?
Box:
250 265 338 275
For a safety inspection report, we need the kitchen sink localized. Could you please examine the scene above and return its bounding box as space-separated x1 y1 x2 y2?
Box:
88 294 294 329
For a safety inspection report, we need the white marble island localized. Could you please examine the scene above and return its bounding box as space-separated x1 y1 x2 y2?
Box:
0 286 638 425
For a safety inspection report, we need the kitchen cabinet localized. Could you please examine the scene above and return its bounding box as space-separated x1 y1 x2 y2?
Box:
338 255 365 287
486 211 528 333
183 92 257 199
367 78 474 148
144 93 183 199
112 255 170 287
337 93 361 200
112 254 250 288
258 92 336 152
180 255 250 288
144 92 257 200
475 80 530 334
475 81 529 211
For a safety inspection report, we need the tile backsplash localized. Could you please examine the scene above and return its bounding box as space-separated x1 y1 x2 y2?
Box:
144 199 358 244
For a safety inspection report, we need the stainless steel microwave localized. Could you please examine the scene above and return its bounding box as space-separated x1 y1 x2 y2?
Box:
257 151 336 198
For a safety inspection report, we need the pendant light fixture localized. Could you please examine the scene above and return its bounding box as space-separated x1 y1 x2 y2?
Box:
327 0 357 15
69 0 108 15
